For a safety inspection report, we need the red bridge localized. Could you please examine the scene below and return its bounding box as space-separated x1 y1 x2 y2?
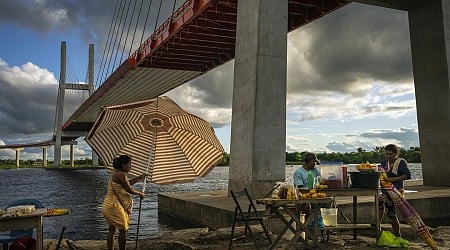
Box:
62 0 349 132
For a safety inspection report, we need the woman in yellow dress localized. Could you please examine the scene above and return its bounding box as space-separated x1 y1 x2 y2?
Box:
102 155 146 250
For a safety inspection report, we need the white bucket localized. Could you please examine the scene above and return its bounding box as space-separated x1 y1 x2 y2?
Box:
320 208 338 227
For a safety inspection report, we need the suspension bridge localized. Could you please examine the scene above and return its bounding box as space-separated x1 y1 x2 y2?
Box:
0 0 349 167
1 0 449 193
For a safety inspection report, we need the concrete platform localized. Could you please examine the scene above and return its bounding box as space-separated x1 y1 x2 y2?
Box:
158 181 450 229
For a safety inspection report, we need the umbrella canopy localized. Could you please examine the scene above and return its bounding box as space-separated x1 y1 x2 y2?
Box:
85 96 224 185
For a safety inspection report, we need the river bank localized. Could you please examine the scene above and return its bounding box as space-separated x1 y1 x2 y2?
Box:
44 224 449 249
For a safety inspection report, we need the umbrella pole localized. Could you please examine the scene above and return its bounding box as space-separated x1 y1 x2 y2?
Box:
136 163 151 249
136 97 157 249
135 196 143 249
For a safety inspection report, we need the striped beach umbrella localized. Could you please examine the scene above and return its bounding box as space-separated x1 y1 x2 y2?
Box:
85 96 224 185
380 173 438 250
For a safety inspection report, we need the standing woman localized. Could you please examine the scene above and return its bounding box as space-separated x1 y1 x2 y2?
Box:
102 155 146 250
378 144 411 237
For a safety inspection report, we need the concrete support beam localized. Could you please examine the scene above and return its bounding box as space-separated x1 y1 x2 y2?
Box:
229 0 288 198
70 145 75 167
15 148 24 167
42 146 48 167
408 0 450 186
92 151 99 167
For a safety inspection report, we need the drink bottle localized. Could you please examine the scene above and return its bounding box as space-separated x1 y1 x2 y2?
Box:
307 170 314 189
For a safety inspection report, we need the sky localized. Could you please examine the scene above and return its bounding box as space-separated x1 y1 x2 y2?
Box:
0 0 420 161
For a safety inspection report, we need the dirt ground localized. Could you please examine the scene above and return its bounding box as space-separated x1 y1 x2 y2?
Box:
46 225 449 249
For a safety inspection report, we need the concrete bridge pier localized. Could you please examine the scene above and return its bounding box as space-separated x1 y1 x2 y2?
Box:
14 148 24 167
92 151 99 167
42 146 48 167
70 145 75 167
408 0 450 186
229 0 288 198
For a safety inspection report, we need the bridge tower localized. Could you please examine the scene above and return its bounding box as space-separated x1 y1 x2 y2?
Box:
53 41 99 167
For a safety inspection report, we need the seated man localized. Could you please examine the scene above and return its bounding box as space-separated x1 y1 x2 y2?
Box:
293 152 321 216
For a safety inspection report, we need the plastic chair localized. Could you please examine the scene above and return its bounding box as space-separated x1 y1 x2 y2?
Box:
0 199 43 250
228 188 272 249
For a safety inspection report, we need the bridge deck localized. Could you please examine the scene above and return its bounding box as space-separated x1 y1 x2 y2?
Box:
63 0 348 132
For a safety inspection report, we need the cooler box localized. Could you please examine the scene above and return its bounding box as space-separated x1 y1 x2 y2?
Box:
320 162 347 188
350 172 381 189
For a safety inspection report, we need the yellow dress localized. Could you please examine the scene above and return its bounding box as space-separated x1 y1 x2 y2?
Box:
102 181 133 230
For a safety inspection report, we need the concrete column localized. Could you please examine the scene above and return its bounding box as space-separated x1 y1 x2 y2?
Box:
92 151 99 167
70 144 74 167
15 148 24 168
229 0 288 198
408 0 450 186
42 146 48 167
54 41 66 168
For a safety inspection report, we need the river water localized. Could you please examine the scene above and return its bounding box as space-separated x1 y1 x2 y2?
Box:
0 164 423 240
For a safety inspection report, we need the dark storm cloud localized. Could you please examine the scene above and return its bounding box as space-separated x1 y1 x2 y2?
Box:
0 61 57 135
325 127 419 152
361 128 419 147
0 0 181 50
188 61 234 108
288 3 413 95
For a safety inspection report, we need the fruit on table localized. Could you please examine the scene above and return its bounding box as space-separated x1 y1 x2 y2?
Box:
356 162 377 170
300 189 327 198
316 184 328 189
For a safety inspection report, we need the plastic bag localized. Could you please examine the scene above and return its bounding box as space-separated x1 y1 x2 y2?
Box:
9 237 36 250
307 215 325 228
377 230 410 248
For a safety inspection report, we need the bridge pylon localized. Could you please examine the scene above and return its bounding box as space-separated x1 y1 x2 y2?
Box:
53 41 99 167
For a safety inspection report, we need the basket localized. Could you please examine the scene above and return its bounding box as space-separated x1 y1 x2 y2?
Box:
350 172 380 189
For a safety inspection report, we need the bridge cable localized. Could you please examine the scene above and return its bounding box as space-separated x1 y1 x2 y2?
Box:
153 0 163 34
69 57 84 111
110 0 130 76
103 0 125 86
118 0 134 64
69 57 85 114
96 0 120 88
128 0 145 57
66 58 79 120
139 0 154 47
172 0 178 16
104 0 125 85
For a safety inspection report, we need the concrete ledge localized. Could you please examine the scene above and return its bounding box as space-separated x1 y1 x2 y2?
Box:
158 185 450 229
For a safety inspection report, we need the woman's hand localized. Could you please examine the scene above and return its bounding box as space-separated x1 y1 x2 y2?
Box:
139 174 148 181
139 192 145 199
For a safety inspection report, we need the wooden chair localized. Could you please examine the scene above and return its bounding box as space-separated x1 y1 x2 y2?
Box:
228 188 272 249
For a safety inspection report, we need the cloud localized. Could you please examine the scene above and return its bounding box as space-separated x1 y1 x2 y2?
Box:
325 127 419 153
287 3 412 96
0 1 421 159
166 61 234 127
0 59 58 135
0 0 69 32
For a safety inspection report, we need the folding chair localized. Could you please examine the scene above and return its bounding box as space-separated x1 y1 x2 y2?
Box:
228 188 272 249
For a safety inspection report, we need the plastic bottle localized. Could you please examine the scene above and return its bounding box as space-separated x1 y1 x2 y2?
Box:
307 170 314 189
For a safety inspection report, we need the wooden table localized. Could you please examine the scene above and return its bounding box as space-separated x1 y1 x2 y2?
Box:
322 188 380 239
0 208 47 250
257 197 334 249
